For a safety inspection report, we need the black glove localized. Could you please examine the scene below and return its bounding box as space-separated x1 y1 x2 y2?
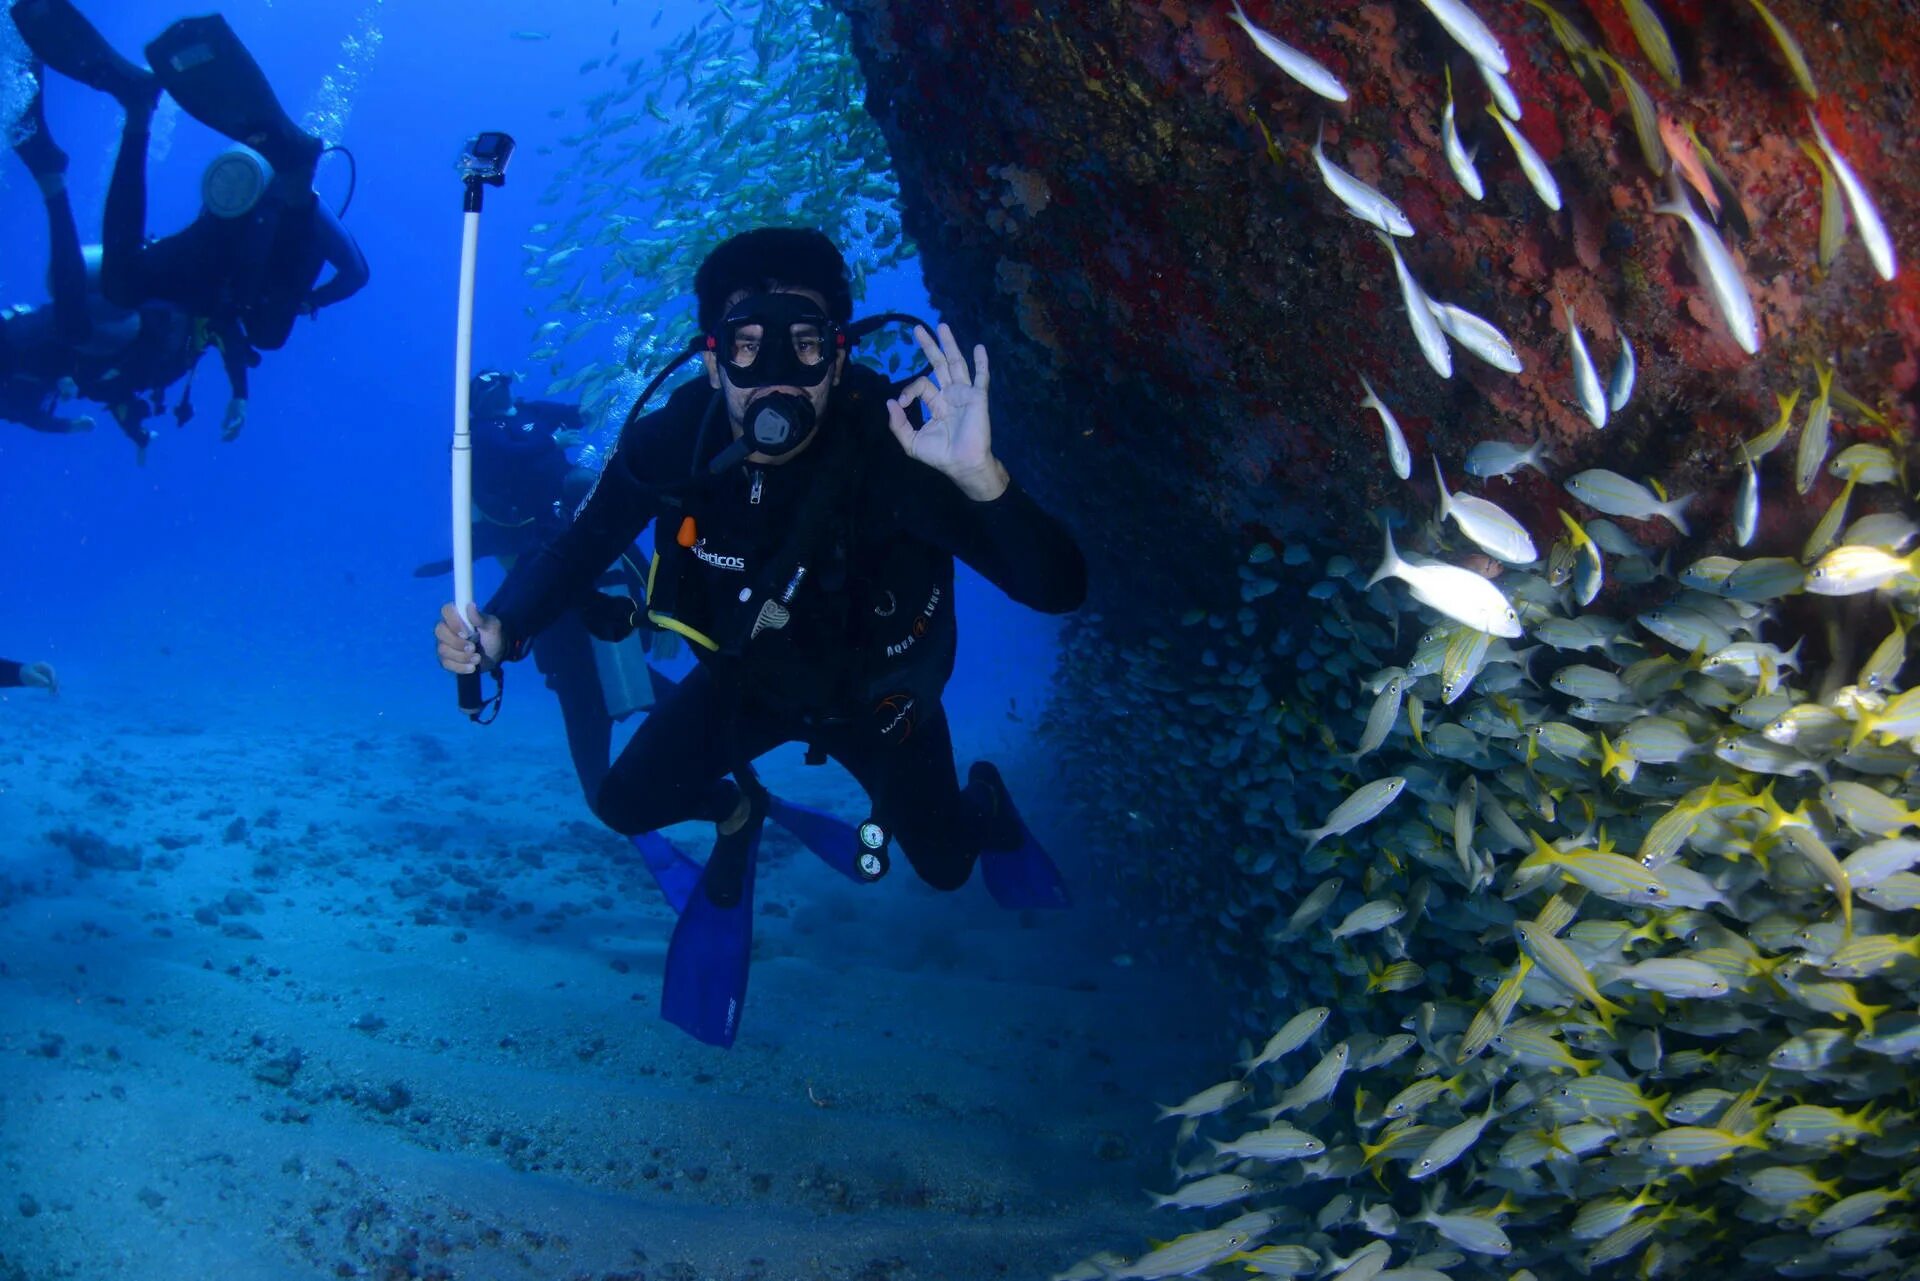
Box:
578 591 639 642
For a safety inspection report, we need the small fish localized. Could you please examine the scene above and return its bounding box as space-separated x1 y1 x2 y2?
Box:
1858 613 1908 690
1354 676 1408 758
1608 334 1637 415
1104 1216 1274 1280
1157 1078 1251 1121
1315 126 1415 237
1275 878 1344 939
1807 545 1920 596
1150 1172 1258 1211
1513 921 1628 1028
1799 138 1848 269
1434 460 1538 564
1653 181 1761 354
1605 958 1731 999
1226 0 1349 102
1267 1041 1351 1115
1796 361 1836 495
1239 1006 1332 1074
1807 109 1897 280
1734 449 1760 546
1416 0 1510 74
1378 235 1454 378
1298 777 1408 850
1486 107 1561 211
1829 443 1897 485
1745 390 1802 459
1361 376 1413 479
1478 58 1522 121
1745 0 1818 98
1465 437 1553 481
510 29 551 40
1368 525 1522 637
1843 512 1920 551
1809 1188 1908 1238
1418 1206 1513 1256
1441 66 1484 201
1330 898 1406 939
1562 299 1609 429
1565 469 1692 534
1803 474 1857 561
1408 1098 1501 1179
1210 1125 1327 1162
1619 0 1682 88
1428 300 1524 373
1646 1125 1766 1166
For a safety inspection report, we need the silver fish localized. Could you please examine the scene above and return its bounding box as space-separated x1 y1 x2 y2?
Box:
1487 107 1561 211
1653 182 1760 354
1434 460 1538 564
1563 300 1609 429
1226 0 1349 102
1465 437 1552 480
1417 0 1510 74
1807 109 1896 281
1608 331 1636 413
1735 449 1760 546
1316 126 1416 237
1441 67 1483 200
1362 375 1414 479
1299 776 1408 850
1379 234 1454 378
1429 300 1524 373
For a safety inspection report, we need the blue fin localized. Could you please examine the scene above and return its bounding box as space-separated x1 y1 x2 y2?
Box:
766 796 887 884
630 832 700 915
971 764 1072 911
660 814 761 1048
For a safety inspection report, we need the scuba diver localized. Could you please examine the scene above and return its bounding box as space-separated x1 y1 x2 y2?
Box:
1 64 223 452
415 369 656 808
1 659 58 693
8 0 369 441
434 228 1087 1047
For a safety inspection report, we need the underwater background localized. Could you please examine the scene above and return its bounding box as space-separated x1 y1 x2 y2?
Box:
5 0 1920 1279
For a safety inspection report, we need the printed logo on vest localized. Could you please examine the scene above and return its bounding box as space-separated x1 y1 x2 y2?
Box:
692 538 747 572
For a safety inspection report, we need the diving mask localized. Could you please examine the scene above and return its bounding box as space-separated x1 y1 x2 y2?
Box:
709 292 843 390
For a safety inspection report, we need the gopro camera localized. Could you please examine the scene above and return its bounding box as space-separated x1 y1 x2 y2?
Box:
458 132 515 187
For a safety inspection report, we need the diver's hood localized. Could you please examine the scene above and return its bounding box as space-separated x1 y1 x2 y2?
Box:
202 145 274 219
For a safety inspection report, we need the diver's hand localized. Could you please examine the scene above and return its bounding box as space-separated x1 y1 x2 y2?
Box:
221 397 248 441
20 662 57 693
886 323 1010 502
436 603 505 675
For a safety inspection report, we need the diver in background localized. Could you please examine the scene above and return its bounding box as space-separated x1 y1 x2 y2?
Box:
1 659 58 693
8 0 370 441
416 370 653 807
0 64 230 452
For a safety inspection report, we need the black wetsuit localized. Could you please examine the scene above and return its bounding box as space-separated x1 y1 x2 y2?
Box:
0 162 215 446
100 106 368 364
486 364 1086 890
0 660 27 688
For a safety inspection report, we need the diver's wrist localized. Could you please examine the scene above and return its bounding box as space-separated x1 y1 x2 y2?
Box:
952 457 1010 502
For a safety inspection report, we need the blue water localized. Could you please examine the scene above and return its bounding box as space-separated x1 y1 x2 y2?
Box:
0 5 1226 1277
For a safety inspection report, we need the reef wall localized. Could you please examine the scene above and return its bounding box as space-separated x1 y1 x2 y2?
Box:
830 0 1919 598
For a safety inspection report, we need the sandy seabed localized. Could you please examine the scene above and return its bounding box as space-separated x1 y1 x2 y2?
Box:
0 676 1224 1281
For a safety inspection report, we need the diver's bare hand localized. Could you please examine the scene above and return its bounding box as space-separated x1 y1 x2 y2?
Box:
436 603 505 675
20 662 57 693
885 323 1009 501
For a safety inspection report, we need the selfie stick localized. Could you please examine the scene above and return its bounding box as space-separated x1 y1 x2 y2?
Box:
451 132 514 718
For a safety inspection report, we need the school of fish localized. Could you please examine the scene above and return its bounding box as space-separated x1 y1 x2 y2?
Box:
1043 0 1912 1276
519 0 917 442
